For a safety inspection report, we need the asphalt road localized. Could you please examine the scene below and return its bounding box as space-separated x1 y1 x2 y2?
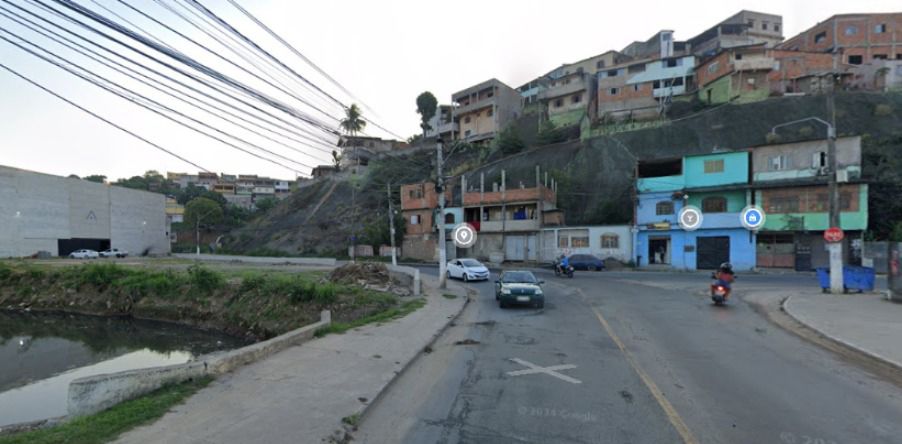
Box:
356 268 902 444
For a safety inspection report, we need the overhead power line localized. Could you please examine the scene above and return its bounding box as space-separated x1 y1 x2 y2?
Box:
14 0 339 149
0 27 311 174
0 61 209 172
41 0 340 136
0 6 331 165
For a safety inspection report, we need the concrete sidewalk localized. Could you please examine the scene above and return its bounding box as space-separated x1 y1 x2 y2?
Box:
113 278 468 444
784 291 902 370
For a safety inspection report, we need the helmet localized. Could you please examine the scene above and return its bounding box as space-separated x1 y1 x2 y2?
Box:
719 262 733 272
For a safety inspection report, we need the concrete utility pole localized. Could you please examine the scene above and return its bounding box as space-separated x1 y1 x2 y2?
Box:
826 53 843 294
387 182 397 266
436 138 447 289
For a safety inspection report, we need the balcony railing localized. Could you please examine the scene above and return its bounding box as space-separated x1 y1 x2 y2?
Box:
479 219 541 232
538 80 587 100
452 99 494 117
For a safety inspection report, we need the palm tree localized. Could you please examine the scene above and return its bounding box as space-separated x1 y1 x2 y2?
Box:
340 104 366 262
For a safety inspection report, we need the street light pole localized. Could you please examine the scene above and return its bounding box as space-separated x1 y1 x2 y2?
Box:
387 181 397 266
825 60 843 294
436 138 447 289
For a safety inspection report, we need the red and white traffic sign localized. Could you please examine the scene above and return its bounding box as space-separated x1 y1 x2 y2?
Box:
824 227 844 243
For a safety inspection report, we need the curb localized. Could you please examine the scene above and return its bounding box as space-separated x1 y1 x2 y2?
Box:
336 277 471 440
782 295 902 372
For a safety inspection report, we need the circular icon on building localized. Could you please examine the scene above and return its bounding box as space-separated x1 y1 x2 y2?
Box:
740 206 766 231
452 223 477 248
678 206 703 231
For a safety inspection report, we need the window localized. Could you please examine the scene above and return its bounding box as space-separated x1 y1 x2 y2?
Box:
840 192 852 210
762 22 769 30
408 188 423 199
775 24 780 32
747 19 755 27
628 64 646 74
607 69 619 77
487 108 494 117
563 78 571 85
704 159 724 173
656 201 674 215
558 235 569 248
766 195 799 213
769 155 790 171
572 94 581 104
410 214 420 225
735 53 745 61
848 55 863 65
702 196 727 213
571 237 589 248
445 213 455 224
874 24 887 33
596 60 606 69
814 32 827 43
707 61 720 73
464 116 471 124
554 98 564 107
665 58 679 68
487 91 494 98
653 80 661 88
609 87 619 95
633 84 640 92
464 129 472 137
673 77 684 86
874 54 888 60
845 25 858 36
812 151 827 168
601 233 619 249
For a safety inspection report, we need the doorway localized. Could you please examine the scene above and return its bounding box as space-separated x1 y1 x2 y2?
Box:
648 237 671 265
696 236 730 270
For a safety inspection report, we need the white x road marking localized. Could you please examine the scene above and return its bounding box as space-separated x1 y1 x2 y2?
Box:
506 358 582 384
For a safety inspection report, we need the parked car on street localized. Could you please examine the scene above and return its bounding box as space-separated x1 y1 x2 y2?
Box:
69 249 99 259
99 248 129 258
568 254 605 271
447 258 490 282
495 270 544 309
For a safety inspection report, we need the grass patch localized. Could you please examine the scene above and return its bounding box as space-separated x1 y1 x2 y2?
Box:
341 413 360 427
315 298 426 337
0 377 212 444
442 293 457 299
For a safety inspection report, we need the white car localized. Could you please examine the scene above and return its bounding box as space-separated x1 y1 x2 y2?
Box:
447 258 490 282
100 248 128 258
69 249 99 259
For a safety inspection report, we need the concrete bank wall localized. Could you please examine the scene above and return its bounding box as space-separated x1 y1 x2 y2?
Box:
174 253 336 267
387 264 421 296
67 311 331 418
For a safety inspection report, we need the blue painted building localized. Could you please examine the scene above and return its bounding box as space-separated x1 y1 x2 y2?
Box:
635 151 757 270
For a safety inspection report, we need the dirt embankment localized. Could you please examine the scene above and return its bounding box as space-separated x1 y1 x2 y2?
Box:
0 262 410 340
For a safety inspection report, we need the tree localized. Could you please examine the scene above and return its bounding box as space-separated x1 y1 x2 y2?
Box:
84 174 107 183
892 222 902 242
340 104 366 138
184 197 224 255
496 125 525 156
68 174 80 179
331 150 342 171
416 91 438 139
537 120 566 145
254 196 278 213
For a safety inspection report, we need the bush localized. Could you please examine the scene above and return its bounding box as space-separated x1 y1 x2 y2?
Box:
875 104 893 116
187 264 224 295
0 263 13 283
118 271 182 298
239 273 266 293
75 263 133 290
313 283 337 304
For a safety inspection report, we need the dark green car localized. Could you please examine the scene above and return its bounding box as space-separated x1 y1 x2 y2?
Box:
495 270 545 309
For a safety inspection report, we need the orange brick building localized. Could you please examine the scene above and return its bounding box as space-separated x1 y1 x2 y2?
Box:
779 13 902 65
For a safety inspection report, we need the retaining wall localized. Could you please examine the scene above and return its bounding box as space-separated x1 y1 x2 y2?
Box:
387 265 421 296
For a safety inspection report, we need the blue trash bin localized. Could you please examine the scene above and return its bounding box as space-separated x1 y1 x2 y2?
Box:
816 266 876 292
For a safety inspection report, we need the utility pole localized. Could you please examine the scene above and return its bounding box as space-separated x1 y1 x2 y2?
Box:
436 138 447 289
826 51 843 294
387 182 397 266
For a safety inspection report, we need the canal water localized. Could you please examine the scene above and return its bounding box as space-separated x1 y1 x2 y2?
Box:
0 311 247 427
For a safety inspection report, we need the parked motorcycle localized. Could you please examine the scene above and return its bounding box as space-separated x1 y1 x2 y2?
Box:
710 262 735 306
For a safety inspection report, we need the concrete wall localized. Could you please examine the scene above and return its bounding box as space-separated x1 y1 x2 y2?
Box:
0 166 170 257
539 225 633 263
68 311 331 418
684 152 749 188
752 136 861 182
755 184 868 231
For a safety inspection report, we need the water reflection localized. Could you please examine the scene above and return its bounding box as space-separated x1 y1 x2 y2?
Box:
0 311 246 427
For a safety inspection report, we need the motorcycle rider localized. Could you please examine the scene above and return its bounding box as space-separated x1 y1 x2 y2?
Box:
556 254 571 275
712 262 735 299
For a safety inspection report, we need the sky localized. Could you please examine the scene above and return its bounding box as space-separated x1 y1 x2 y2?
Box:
1 0 899 181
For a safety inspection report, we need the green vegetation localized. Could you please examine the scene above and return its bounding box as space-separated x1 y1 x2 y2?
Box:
341 413 361 427
496 125 526 156
0 377 212 444
537 120 566 145
442 293 457 299
0 262 405 340
416 91 438 138
315 298 425 337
